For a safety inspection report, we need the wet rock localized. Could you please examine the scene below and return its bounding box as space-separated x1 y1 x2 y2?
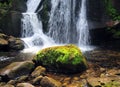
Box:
66 82 82 87
8 36 24 51
87 76 120 87
32 75 43 85
31 66 46 78
0 33 24 51
33 44 88 73
0 82 14 87
17 75 28 82
0 33 9 50
0 61 34 79
7 80 17 85
0 56 15 68
16 83 35 87
40 76 62 87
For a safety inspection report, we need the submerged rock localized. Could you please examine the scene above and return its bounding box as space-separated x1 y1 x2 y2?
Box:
33 44 88 73
0 61 34 79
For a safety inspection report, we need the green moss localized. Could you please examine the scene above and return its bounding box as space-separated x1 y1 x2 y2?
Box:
33 44 87 73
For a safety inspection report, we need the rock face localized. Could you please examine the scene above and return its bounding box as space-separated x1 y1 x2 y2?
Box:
0 61 34 79
0 11 22 37
33 44 88 73
87 0 108 29
11 0 27 12
0 33 24 51
0 0 27 37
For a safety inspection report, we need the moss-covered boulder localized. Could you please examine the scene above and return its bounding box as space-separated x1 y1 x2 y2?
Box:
33 44 88 73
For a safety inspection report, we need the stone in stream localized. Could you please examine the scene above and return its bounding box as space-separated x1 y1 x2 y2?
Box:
17 83 35 87
33 44 88 73
31 66 46 78
40 76 62 87
0 33 24 51
0 61 34 80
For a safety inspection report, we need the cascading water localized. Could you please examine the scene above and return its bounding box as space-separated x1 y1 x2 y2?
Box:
77 0 90 46
21 0 54 52
48 0 76 43
21 0 94 52
48 0 94 51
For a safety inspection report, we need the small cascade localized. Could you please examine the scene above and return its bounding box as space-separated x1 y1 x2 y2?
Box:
21 0 54 52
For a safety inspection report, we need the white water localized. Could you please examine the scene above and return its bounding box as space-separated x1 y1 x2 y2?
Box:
77 0 89 46
48 0 94 51
48 0 76 43
21 0 95 53
21 0 55 53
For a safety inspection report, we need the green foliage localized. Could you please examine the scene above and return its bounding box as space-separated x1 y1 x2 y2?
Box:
104 0 120 38
104 0 120 20
0 0 13 9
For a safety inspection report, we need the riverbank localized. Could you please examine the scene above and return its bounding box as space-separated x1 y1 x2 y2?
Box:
0 47 119 87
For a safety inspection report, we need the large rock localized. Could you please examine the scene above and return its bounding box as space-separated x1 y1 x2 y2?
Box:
33 44 88 73
0 33 9 50
8 36 24 51
0 33 24 51
0 61 34 79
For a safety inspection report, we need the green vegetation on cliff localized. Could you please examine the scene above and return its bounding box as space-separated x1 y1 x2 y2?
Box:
104 0 120 38
0 0 13 9
104 0 120 21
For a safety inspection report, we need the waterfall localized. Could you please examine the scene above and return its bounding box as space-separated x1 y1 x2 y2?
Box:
21 0 54 52
48 0 76 43
21 0 94 52
77 0 90 46
48 0 93 51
